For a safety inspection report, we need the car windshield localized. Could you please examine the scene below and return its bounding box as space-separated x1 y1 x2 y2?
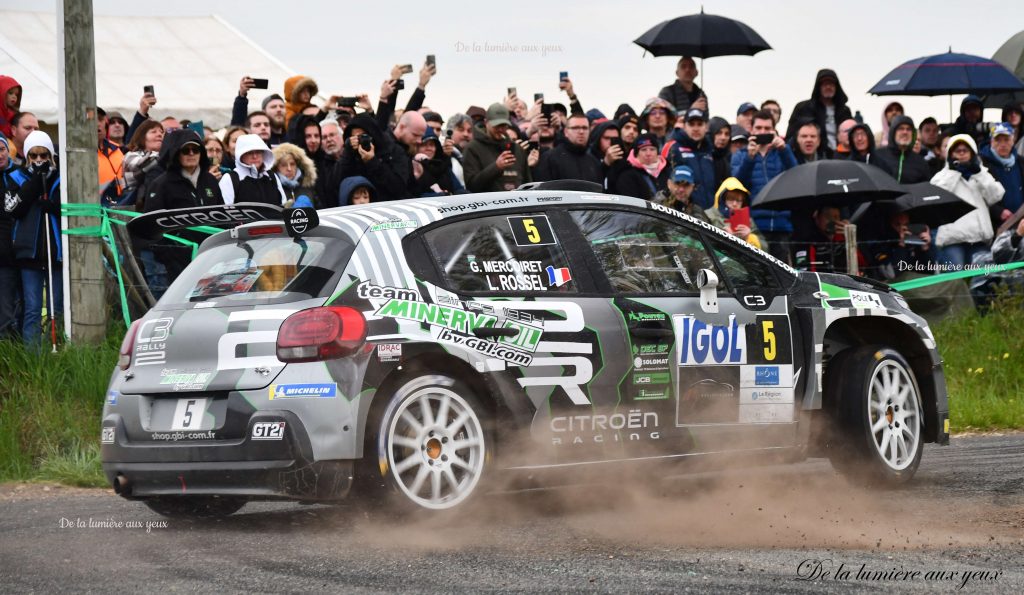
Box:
156 236 349 308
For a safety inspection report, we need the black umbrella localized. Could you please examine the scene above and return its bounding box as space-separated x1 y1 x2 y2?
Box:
890 182 974 228
750 160 905 211
634 9 772 58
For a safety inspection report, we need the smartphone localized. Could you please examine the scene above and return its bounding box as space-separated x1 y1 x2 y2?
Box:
426 55 436 67
395 79 405 91
508 87 517 96
528 141 539 152
399 64 414 74
503 142 513 153
907 223 928 236
609 137 623 149
754 133 774 145
251 78 269 90
338 97 358 108
143 84 154 95
534 93 544 103
559 71 568 81
541 103 553 118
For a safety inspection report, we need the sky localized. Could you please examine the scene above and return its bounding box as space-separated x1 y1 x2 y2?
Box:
19 0 1024 130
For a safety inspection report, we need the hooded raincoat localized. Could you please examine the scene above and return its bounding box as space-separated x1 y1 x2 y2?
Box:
933 135 1005 248
786 69 852 150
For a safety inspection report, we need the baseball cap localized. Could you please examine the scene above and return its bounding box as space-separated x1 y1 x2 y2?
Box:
730 124 749 142
992 122 1014 139
671 165 695 184
737 102 757 116
685 108 708 122
486 103 511 127
466 105 486 121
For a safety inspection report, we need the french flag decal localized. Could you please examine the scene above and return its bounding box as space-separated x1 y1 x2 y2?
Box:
546 265 572 287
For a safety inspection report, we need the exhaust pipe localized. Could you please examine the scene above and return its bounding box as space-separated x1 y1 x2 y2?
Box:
113 473 131 496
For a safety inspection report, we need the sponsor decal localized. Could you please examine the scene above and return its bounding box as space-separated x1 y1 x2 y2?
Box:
677 367 740 425
376 299 499 334
151 430 216 441
637 388 669 399
106 390 119 405
437 328 533 366
377 343 402 362
755 366 779 386
101 427 115 444
648 201 798 276
535 196 562 202
369 219 418 232
436 197 530 214
159 369 213 392
849 291 884 309
633 372 671 385
627 311 667 323
269 383 338 400
134 317 174 367
676 316 746 365
739 387 793 404
545 265 572 287
284 207 318 237
633 355 670 369
550 410 660 446
154 207 267 230
738 403 793 423
507 215 557 246
433 294 536 324
357 281 420 302
251 421 286 440
635 343 670 355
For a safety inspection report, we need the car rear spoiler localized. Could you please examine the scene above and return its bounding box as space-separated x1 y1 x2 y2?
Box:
127 203 285 241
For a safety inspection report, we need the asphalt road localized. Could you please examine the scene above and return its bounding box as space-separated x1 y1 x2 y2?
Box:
1 434 1021 594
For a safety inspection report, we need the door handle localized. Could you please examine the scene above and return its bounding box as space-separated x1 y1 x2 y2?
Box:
629 327 674 339
473 327 519 338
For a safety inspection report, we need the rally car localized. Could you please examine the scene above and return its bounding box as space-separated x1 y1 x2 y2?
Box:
102 186 949 517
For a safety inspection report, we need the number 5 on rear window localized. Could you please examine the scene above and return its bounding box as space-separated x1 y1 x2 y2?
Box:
508 215 556 246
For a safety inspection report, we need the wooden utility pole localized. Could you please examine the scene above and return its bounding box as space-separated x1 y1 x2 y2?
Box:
58 0 107 343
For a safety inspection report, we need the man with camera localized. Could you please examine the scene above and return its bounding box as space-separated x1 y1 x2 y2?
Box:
231 76 287 146
534 112 602 184
731 110 798 263
330 113 411 202
462 103 534 193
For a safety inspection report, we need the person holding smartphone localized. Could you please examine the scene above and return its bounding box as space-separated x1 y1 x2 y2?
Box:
730 110 798 264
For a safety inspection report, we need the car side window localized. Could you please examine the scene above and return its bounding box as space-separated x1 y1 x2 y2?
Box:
570 209 714 294
423 213 577 294
704 234 781 292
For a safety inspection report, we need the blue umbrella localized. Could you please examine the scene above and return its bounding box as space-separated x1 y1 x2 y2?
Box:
869 51 1024 96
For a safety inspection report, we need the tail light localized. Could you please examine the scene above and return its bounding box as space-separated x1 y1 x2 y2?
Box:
276 307 367 363
118 320 142 370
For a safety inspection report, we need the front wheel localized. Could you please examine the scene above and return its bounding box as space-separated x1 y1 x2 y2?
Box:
143 496 247 518
368 374 492 511
828 345 924 485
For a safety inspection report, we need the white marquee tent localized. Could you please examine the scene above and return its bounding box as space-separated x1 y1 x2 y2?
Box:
0 10 298 128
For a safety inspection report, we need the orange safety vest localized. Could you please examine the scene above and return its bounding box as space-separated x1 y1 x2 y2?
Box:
98 143 125 195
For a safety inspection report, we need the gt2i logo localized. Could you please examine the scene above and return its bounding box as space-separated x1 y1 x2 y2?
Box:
251 421 286 440
135 317 174 366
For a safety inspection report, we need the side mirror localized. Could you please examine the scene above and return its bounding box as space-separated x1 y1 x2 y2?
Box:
697 268 719 313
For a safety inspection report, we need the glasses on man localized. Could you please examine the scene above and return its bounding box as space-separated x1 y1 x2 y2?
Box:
27 151 50 160
179 145 201 155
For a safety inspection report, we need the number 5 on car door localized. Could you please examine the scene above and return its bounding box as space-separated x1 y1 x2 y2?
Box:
508 215 556 246
746 315 792 365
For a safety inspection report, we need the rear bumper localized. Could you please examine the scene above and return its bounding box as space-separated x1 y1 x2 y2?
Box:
101 409 353 501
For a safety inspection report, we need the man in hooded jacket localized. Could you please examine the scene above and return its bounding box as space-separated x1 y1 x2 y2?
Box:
872 115 932 184
786 69 853 151
463 103 533 192
219 134 286 206
145 129 224 282
0 133 27 339
950 95 987 149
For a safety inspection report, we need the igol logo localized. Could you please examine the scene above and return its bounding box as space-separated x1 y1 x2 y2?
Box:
678 317 746 365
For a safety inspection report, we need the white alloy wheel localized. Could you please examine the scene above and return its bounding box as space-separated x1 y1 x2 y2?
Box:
867 359 921 472
384 382 487 510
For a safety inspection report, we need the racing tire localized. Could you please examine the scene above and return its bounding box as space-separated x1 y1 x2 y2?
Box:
359 374 493 513
827 345 924 486
142 496 247 519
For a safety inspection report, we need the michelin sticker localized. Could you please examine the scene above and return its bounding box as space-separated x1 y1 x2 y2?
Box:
269 383 338 400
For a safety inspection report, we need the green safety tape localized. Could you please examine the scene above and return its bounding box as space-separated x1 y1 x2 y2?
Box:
59 204 223 326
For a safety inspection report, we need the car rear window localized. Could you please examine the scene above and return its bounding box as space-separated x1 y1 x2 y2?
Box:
156 236 351 308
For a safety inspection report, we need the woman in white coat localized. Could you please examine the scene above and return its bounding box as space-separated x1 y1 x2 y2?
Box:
933 134 1005 267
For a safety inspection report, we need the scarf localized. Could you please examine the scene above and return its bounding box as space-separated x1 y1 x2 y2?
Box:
279 167 303 189
990 150 1016 170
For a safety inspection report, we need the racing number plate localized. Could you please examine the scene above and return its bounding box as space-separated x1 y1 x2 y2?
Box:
170 398 210 431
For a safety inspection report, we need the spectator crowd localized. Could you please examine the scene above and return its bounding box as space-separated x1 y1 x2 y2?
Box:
2 57 1024 346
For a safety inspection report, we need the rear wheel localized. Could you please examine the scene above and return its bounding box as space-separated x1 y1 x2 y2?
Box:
827 345 923 485
365 374 491 511
143 496 247 519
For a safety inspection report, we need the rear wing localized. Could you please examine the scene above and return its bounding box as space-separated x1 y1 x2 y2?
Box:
127 203 285 241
